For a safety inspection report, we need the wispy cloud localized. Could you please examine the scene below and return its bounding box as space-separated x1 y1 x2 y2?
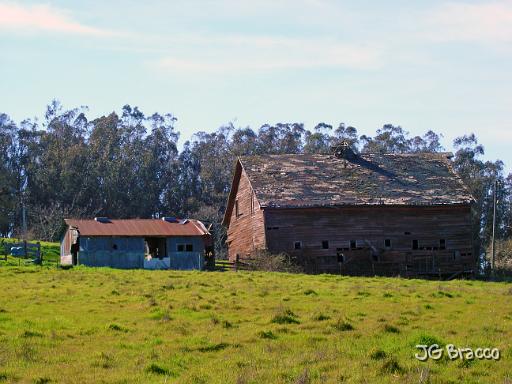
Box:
0 2 116 36
427 1 512 45
152 35 383 73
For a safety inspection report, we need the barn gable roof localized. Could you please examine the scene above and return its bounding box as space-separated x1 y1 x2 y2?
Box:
64 218 210 237
223 152 473 222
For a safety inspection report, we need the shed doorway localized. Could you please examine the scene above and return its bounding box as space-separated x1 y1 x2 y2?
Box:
144 237 167 259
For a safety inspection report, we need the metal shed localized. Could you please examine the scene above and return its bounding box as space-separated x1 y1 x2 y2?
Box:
60 217 213 270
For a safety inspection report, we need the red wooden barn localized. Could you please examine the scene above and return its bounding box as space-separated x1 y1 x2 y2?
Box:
222 145 475 277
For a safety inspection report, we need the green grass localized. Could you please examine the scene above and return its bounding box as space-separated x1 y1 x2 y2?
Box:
0 238 60 264
0 267 510 383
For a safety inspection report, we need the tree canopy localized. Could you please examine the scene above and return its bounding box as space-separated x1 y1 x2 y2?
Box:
0 101 510 264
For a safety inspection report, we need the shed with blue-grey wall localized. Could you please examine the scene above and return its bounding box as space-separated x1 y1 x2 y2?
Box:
60 217 213 270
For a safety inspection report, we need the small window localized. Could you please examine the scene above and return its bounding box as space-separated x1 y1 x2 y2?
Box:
178 244 193 252
322 240 329 249
294 241 302 250
112 244 118 250
412 240 419 250
404 232 411 235
235 200 240 218
350 240 357 250
384 239 391 248
439 239 446 250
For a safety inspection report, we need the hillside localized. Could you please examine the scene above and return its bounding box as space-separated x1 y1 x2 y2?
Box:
0 267 510 383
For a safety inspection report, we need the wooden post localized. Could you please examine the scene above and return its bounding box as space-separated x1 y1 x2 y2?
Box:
491 179 497 277
37 242 41 265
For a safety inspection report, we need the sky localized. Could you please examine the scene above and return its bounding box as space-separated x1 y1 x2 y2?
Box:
0 0 511 173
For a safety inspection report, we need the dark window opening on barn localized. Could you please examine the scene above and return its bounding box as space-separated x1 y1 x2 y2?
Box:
404 232 411 235
177 243 194 252
145 237 166 259
112 244 118 250
384 239 391 248
322 240 329 249
235 200 240 218
350 240 356 250
294 241 302 250
439 239 446 250
412 240 419 250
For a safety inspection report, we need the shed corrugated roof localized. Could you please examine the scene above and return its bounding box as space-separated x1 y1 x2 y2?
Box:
239 152 474 208
64 219 209 237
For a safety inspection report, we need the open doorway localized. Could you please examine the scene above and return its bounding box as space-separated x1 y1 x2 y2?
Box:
70 228 80 265
144 237 167 260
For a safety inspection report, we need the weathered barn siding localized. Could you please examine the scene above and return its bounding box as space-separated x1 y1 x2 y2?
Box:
264 205 474 275
167 236 205 270
226 167 266 261
78 237 145 269
60 229 73 260
169 252 204 270
75 235 206 270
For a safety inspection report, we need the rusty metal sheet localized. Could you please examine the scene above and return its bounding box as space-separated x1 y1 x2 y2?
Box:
64 219 209 237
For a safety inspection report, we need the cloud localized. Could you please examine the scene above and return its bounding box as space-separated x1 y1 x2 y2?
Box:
152 35 383 73
0 2 115 36
427 1 512 45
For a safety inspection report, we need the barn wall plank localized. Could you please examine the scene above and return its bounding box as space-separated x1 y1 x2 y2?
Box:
226 169 266 260
263 205 474 276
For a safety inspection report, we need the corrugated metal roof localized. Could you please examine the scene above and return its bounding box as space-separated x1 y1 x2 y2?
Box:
64 218 210 237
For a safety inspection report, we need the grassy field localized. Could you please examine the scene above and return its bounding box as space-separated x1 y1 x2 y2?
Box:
0 266 510 384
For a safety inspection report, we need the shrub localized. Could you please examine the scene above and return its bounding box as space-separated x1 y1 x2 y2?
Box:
107 323 128 332
197 342 229 352
413 333 445 348
333 319 354 331
271 309 300 324
21 330 43 338
313 313 330 321
241 250 303 273
145 363 172 376
381 357 404 374
488 239 512 276
369 349 387 360
258 330 277 340
383 324 400 334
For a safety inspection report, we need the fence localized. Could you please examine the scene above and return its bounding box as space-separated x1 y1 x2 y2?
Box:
0 240 42 265
213 259 252 272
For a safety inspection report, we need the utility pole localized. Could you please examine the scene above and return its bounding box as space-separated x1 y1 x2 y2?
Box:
22 192 27 241
491 179 497 276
